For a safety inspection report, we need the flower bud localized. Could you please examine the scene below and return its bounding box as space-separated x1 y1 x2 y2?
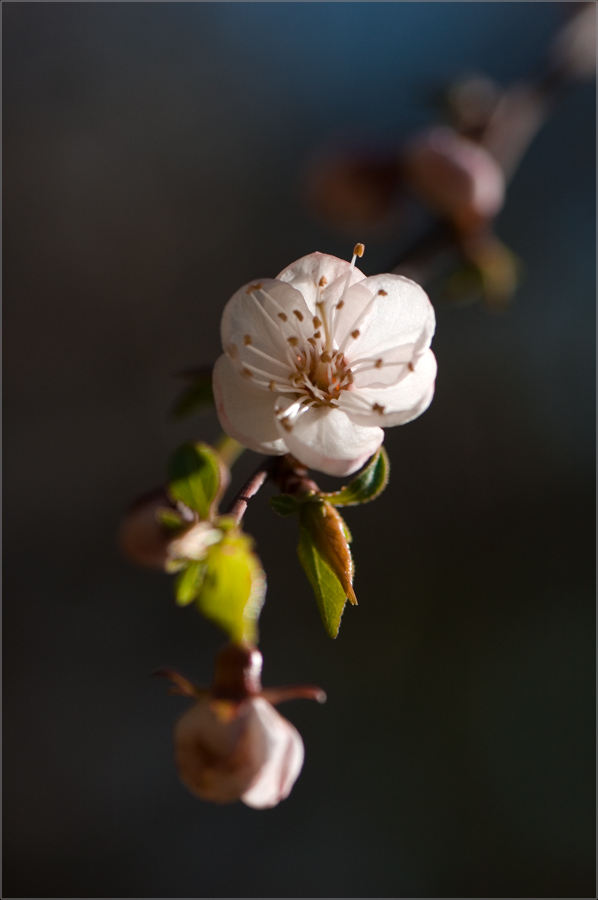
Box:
165 645 324 809
174 695 304 808
118 488 182 569
401 127 505 232
305 146 401 227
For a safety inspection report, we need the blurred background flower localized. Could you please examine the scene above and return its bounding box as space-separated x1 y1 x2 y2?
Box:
4 3 594 897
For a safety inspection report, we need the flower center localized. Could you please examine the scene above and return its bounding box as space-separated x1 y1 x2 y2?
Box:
292 347 353 406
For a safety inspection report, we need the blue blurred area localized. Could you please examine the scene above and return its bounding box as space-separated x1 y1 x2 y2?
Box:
3 3 594 898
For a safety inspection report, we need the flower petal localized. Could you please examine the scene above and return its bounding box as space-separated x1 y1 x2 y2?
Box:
241 698 305 809
343 274 435 362
213 354 287 455
340 349 437 427
277 251 365 315
221 278 311 382
274 398 383 476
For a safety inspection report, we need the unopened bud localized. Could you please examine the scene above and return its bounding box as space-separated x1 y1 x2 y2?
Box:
551 2 596 82
175 694 304 809
401 127 505 232
118 488 182 569
168 646 321 809
305 147 401 227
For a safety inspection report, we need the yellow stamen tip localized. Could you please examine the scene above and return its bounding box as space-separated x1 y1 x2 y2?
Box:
353 243 365 258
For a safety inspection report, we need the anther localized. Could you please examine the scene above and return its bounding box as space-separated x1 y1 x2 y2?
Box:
307 338 317 347
375 358 383 369
378 289 388 296
278 312 288 322
313 331 321 339
408 362 415 372
336 300 344 310
320 351 332 363
243 335 252 345
353 243 365 258
351 329 360 339
246 283 263 294
269 381 276 391
313 316 322 328
293 310 304 321
287 337 299 347
242 368 254 378
372 403 385 414
228 343 239 359
318 276 327 287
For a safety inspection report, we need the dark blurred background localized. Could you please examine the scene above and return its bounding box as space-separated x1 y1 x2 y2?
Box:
3 3 595 898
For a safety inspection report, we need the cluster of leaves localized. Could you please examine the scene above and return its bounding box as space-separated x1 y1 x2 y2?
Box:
269 447 389 638
160 443 266 645
166 377 390 642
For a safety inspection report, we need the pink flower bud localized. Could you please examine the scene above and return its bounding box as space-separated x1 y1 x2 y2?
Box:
401 127 505 231
118 488 176 569
174 696 304 809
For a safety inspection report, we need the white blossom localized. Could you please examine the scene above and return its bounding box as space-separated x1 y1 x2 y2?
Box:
174 696 304 809
213 249 437 476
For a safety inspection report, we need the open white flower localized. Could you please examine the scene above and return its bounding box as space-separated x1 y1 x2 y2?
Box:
213 248 437 476
175 696 304 809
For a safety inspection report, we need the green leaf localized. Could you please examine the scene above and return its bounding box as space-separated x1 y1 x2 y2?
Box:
167 443 226 519
197 531 266 644
297 520 348 639
156 508 186 532
322 446 390 507
171 375 214 418
269 494 303 517
175 561 205 606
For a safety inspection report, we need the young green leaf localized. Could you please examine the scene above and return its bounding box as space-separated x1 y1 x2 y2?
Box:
297 499 356 638
298 522 348 639
171 374 214 418
167 443 228 520
175 561 205 606
299 500 356 603
321 446 390 507
269 494 303 517
197 531 266 645
157 507 186 532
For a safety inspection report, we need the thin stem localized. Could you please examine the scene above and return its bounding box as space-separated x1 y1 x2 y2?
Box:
226 459 276 523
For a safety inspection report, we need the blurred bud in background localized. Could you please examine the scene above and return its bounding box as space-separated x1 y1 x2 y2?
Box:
163 644 324 809
400 126 505 233
118 488 186 570
304 141 403 230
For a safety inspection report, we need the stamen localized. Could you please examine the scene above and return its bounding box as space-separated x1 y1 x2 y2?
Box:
278 312 288 322
293 309 304 322
237 359 295 385
245 344 291 372
331 241 366 342
338 292 379 354
352 242 365 262
243 335 252 345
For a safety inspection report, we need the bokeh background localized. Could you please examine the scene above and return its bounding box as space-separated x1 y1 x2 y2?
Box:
4 3 595 898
